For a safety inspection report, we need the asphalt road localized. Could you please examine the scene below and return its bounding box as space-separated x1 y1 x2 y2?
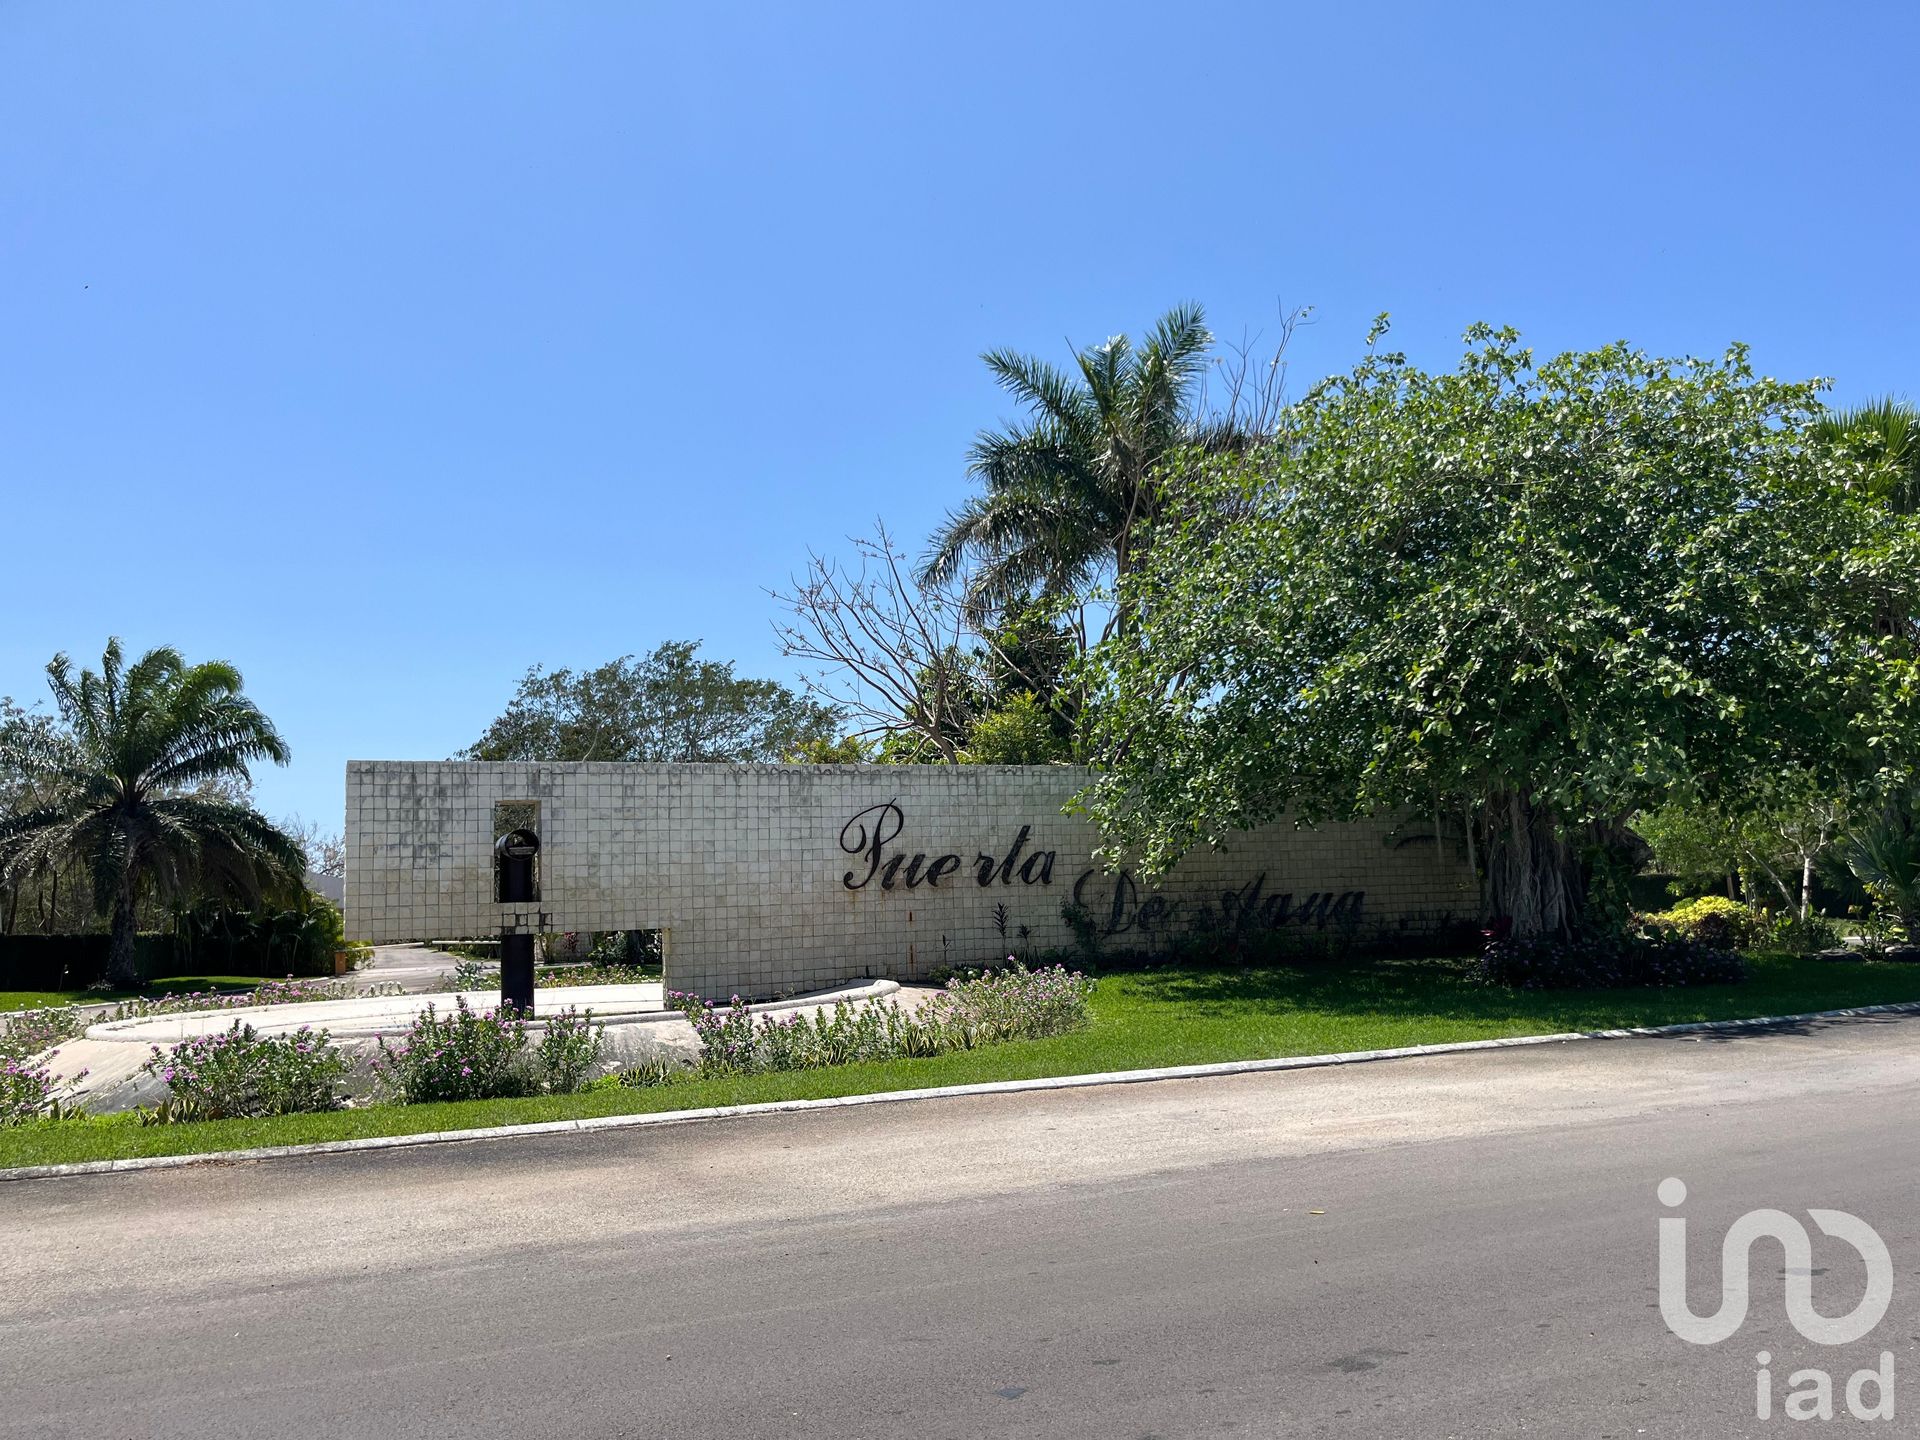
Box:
4 1013 1918 1438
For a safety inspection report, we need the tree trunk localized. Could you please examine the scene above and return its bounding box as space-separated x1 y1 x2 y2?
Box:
104 877 141 991
1484 789 1585 939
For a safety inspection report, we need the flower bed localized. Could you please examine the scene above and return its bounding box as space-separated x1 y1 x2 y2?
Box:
142 1022 351 1120
372 997 607 1102
659 961 1093 1081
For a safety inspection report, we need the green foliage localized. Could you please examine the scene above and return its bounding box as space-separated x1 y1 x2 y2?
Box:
1760 911 1851 955
533 1008 606 1094
1840 792 1920 938
169 892 345 978
923 304 1223 627
374 997 534 1103
1059 900 1101 958
1812 398 1920 518
462 640 838 763
1 1056 68 1126
666 964 1094 1078
1477 930 1746 990
449 957 496 990
1633 772 1846 916
14 955 1920 1169
0 1004 86 1064
141 1022 350 1119
1643 896 1767 950
961 692 1071 764
0 639 305 987
372 997 610 1101
785 734 871 764
1083 323 1920 939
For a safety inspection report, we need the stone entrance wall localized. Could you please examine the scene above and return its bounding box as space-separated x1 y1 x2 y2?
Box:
345 761 1476 999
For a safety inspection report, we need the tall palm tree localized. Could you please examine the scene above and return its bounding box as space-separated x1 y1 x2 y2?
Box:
921 304 1222 631
0 640 304 989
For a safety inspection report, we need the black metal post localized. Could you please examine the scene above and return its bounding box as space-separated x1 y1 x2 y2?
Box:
500 931 535 1016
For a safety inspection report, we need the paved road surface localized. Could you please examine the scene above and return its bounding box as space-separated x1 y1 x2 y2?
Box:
4 1013 1918 1438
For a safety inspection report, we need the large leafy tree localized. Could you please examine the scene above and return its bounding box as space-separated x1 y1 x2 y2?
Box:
921 303 1229 633
0 640 306 987
1082 324 1917 939
463 640 838 763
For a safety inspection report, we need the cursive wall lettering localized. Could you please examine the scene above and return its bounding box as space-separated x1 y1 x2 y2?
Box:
841 801 1055 893
840 802 1359 929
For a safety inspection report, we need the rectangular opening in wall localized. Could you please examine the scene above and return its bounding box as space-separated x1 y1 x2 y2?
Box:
544 929 663 977
493 800 540 903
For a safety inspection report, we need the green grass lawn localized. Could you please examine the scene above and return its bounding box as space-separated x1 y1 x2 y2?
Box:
0 977 274 1012
4 951 1916 1170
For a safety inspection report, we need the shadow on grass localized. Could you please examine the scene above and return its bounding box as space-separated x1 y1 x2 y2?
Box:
1115 953 1920 1033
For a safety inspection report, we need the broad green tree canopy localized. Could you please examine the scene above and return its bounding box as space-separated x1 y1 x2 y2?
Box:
1081 324 1918 934
463 640 839 764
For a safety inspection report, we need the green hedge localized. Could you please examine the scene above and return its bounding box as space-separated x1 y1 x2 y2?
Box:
0 896 345 992
0 934 177 991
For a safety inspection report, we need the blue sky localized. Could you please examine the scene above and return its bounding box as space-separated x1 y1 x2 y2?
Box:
3 1 1915 834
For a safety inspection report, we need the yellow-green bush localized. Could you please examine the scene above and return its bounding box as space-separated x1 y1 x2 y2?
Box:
1643 895 1765 950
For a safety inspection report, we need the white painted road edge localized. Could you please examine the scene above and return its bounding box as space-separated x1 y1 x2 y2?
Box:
7 998 1919 1183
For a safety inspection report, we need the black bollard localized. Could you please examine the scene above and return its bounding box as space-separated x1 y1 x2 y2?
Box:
501 931 535 1016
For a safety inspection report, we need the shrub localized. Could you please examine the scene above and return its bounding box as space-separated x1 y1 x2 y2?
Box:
0 1004 87 1064
925 962 1094 1045
614 1057 682 1089
535 1008 606 1094
450 958 498 991
141 1022 350 1118
666 991 762 1074
666 963 1094 1078
1761 910 1851 955
103 977 401 1022
1644 896 1766 950
1 1056 81 1125
1478 930 1745 990
373 997 532 1103
538 962 657 988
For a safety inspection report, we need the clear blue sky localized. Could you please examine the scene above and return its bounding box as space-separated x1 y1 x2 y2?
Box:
3 1 1915 835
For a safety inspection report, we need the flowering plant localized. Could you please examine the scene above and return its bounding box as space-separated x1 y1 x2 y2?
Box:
141 1021 349 1118
106 977 401 1023
666 962 1093 1078
0 1004 87 1064
2 1056 87 1125
372 996 532 1103
535 1007 606 1094
923 962 1094 1047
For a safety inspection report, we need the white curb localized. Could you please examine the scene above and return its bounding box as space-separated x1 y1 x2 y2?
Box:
6 998 1918 1183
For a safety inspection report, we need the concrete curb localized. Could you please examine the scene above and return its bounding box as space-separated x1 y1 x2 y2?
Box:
74 979 900 1044
6 997 1919 1183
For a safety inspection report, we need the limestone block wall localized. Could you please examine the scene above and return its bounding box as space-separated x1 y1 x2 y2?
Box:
345 762 1476 999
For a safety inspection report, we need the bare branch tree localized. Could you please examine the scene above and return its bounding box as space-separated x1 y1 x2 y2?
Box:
1192 302 1313 446
771 522 1011 763
284 816 346 878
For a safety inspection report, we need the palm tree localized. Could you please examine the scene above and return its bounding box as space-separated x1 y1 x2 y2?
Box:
1841 794 1920 940
921 303 1223 632
0 640 304 989
1812 397 1920 516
